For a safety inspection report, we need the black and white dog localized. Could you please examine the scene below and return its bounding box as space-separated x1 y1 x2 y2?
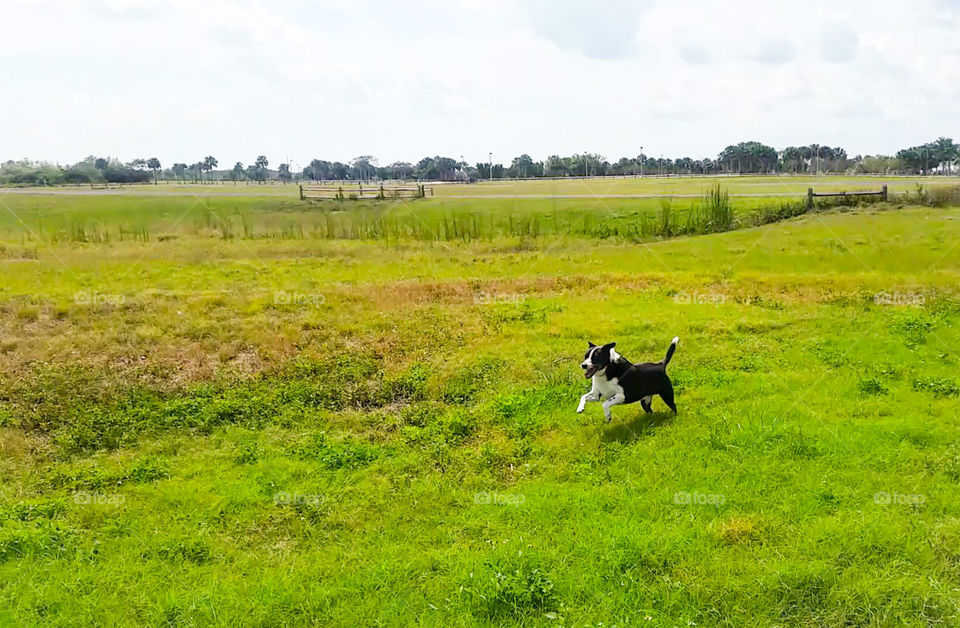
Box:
577 337 679 422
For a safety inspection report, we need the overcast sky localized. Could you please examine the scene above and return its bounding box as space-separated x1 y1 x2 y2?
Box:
3 0 958 169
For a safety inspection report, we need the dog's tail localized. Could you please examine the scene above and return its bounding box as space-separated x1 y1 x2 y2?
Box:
662 336 679 366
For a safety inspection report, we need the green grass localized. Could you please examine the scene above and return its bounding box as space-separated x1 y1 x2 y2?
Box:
0 192 763 244
0 176 930 244
434 173 960 198
1 186 959 625
5 173 958 198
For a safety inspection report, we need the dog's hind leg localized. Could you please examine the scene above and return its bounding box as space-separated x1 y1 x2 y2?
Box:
602 392 625 423
659 382 677 414
640 396 653 413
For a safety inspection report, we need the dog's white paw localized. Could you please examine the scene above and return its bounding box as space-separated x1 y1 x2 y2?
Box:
576 405 584 414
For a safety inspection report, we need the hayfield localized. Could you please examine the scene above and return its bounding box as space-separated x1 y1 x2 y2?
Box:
1 179 960 625
3 175 957 245
432 174 957 198
4 173 955 199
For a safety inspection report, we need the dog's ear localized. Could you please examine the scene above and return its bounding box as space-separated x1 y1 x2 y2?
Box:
587 341 596 348
603 342 616 350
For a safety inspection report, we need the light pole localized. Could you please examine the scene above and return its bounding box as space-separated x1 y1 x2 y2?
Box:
489 152 493 180
640 146 644 178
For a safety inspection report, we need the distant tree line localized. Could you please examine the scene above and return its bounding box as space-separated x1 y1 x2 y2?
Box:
298 138 957 182
2 138 957 186
0 156 155 186
0 154 280 186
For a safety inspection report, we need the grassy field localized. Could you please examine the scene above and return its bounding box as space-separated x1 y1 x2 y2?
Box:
0 186 757 245
2 175 957 246
1 180 960 625
4 174 958 199
434 174 960 198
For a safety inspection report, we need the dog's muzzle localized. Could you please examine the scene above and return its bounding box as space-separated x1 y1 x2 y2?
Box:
582 364 598 379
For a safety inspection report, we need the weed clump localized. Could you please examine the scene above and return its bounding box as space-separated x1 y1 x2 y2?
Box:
858 378 888 396
441 357 503 405
149 539 213 565
912 376 960 398
0 522 76 563
290 432 382 470
461 558 562 621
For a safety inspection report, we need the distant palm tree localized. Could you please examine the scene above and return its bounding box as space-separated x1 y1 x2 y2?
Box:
146 157 161 184
201 156 218 183
254 156 268 183
933 137 956 174
172 163 187 182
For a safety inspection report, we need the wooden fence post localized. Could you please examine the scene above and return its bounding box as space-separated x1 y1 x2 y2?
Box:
881 184 888 202
807 188 814 210
299 184 304 201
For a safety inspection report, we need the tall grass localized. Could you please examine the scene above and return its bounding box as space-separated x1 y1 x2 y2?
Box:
658 199 674 237
702 182 733 231
35 218 152 244
12 185 959 246
909 184 960 207
8 199 814 244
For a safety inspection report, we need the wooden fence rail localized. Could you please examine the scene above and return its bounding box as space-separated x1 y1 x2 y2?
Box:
300 183 432 201
807 185 887 209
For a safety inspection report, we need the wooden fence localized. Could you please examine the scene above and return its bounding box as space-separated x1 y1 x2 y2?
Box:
807 185 887 209
300 183 432 201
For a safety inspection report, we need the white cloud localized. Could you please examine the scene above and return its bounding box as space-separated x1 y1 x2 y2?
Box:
755 39 798 65
818 23 859 63
525 0 649 59
0 0 958 167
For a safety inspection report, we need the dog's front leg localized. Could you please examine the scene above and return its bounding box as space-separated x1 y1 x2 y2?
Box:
577 387 600 413
602 392 625 423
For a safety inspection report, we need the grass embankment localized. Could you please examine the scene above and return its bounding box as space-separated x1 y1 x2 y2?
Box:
1 197 959 624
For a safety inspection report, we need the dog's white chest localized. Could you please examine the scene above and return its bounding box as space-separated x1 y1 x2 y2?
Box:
593 375 623 400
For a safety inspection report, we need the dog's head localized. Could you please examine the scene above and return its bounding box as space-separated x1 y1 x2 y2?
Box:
581 341 616 379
